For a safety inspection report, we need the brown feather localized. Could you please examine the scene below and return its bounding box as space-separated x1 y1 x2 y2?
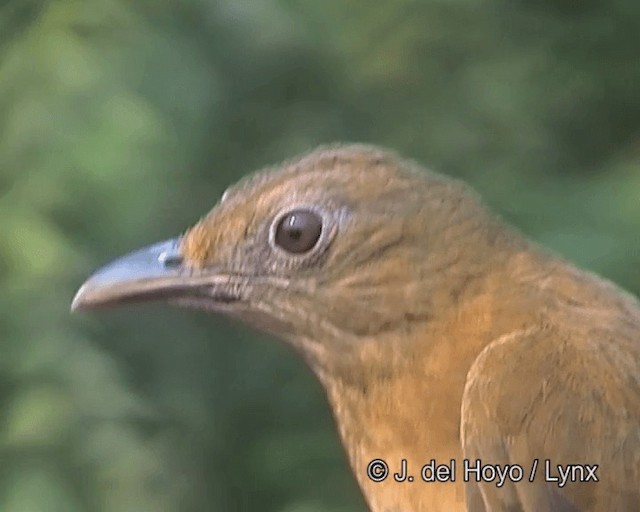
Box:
140 145 640 510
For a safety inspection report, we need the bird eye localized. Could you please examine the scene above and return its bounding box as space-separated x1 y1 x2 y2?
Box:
274 209 323 254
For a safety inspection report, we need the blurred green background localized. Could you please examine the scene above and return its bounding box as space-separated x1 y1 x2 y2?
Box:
1 0 639 511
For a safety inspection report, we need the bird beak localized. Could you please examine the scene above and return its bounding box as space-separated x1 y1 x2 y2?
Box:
71 238 191 311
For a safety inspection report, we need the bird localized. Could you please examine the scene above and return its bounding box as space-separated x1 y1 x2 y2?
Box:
72 144 640 512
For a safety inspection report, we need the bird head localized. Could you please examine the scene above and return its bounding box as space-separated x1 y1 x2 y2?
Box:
72 144 513 369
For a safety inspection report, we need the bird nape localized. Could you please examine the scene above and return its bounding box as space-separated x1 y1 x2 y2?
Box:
72 144 640 512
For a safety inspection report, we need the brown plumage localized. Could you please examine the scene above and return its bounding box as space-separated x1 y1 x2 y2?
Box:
73 144 640 511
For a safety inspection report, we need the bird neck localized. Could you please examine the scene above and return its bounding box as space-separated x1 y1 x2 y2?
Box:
308 241 553 511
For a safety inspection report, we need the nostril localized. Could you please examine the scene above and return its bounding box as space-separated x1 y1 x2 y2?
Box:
158 251 183 268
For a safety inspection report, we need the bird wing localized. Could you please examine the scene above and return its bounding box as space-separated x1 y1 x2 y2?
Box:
460 324 640 512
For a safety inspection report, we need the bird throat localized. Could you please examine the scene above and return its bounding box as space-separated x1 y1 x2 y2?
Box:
315 328 473 511
305 258 539 511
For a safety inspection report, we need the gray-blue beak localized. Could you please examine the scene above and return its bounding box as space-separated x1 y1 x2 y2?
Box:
71 238 188 311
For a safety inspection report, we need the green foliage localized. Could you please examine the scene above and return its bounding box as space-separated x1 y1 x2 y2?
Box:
1 0 638 510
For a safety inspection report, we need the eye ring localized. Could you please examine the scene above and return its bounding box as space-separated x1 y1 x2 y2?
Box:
272 208 323 254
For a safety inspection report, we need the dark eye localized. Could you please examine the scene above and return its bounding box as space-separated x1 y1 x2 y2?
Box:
274 209 323 254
